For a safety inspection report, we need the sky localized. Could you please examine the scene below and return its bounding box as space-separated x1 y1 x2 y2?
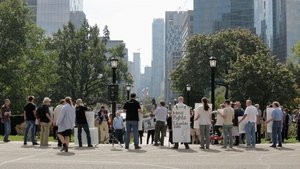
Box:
83 0 193 73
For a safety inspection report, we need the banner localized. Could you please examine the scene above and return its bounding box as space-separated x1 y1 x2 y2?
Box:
267 108 274 133
172 104 190 143
143 117 155 131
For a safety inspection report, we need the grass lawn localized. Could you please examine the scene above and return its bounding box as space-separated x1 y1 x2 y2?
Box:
0 135 74 142
261 137 299 144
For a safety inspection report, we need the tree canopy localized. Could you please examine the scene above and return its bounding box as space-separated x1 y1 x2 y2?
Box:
171 29 296 108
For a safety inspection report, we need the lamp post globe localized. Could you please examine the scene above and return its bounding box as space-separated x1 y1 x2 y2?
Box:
126 84 131 100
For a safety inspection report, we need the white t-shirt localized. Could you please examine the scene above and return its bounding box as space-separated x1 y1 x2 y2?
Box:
196 105 212 125
244 105 258 123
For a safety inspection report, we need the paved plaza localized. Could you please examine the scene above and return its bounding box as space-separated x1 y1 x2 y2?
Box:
0 141 299 169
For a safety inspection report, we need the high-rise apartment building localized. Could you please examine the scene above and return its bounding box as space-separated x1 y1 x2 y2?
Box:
151 18 165 99
181 10 194 58
133 53 141 95
27 0 85 36
255 0 287 61
193 0 255 34
286 0 300 56
165 11 186 103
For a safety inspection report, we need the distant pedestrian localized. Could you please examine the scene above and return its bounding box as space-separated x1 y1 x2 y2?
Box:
195 97 212 150
57 97 76 152
266 102 283 148
154 101 168 146
75 99 92 147
113 110 124 144
123 93 142 149
239 100 258 148
53 99 65 147
1 99 12 142
23 96 39 146
36 97 52 147
219 100 234 149
255 104 262 144
146 114 155 145
235 101 245 144
97 106 109 144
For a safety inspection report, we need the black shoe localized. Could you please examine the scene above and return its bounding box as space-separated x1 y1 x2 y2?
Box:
270 145 276 148
88 145 93 147
79 145 82 147
153 143 159 146
185 146 190 150
171 146 178 149
24 143 27 146
278 144 282 147
135 146 141 150
125 146 129 149
33 143 39 146
3 139 10 143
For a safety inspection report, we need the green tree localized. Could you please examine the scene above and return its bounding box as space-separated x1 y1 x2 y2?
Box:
227 53 296 108
292 41 300 57
0 0 55 113
171 29 269 106
49 21 108 105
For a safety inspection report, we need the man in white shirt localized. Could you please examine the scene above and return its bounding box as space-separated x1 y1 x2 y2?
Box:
153 101 168 146
239 100 258 148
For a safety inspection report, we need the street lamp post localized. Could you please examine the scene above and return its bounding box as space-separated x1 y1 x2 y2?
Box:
209 56 217 111
186 84 191 107
126 84 131 101
110 57 118 119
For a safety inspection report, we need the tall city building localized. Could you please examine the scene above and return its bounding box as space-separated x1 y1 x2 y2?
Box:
165 11 186 103
27 0 85 36
286 0 300 56
181 10 194 58
151 18 165 100
255 0 287 61
133 53 141 95
193 0 255 34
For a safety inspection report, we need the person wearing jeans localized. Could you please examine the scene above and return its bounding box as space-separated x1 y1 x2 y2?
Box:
239 100 258 148
123 93 142 149
75 99 92 147
267 102 283 148
154 101 168 146
1 99 12 142
220 100 234 149
24 96 38 146
195 97 212 150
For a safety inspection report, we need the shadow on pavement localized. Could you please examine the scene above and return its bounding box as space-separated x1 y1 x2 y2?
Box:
174 149 198 153
203 148 222 153
276 147 294 151
254 148 269 152
225 148 244 152
56 152 76 156
110 148 123 151
127 149 147 153
74 147 96 151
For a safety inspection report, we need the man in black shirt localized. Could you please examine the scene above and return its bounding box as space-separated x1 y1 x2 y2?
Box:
23 96 39 146
75 99 92 147
37 97 52 147
123 93 141 149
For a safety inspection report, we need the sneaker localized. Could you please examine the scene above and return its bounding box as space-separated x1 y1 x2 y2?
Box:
270 145 276 148
171 146 178 149
135 146 141 150
88 145 93 147
33 143 39 146
125 146 129 149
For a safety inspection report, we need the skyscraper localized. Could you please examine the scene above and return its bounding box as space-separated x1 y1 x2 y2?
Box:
193 0 255 34
286 0 300 56
133 53 141 95
27 0 85 36
165 11 186 103
255 0 287 61
151 18 165 99
181 10 194 58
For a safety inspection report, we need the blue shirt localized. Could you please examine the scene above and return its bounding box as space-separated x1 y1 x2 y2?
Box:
113 116 123 129
272 108 283 121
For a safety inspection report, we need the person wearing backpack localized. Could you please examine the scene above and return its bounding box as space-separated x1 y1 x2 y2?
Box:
37 97 52 147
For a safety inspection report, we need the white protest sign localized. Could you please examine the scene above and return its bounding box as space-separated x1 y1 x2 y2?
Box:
267 108 274 133
172 104 190 143
238 117 246 134
143 117 155 131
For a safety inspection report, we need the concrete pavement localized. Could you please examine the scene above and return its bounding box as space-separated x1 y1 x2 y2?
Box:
0 141 299 169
